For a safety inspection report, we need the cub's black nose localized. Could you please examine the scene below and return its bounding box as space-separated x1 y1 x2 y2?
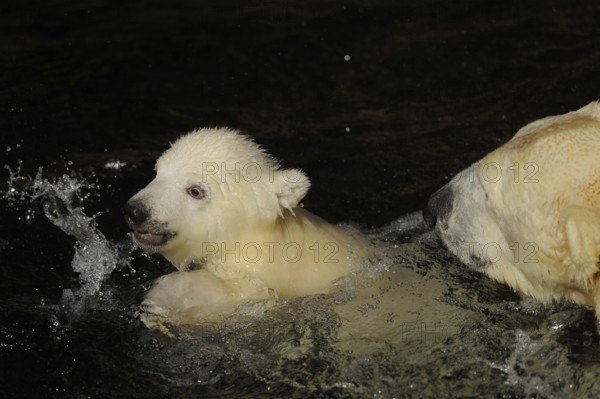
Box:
423 185 454 229
123 200 149 227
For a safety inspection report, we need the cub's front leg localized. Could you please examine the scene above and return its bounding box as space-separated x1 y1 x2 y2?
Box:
140 268 271 326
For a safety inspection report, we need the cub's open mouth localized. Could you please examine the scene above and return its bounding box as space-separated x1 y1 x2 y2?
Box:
132 231 173 247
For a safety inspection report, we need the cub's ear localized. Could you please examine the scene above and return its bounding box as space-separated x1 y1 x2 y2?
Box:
272 168 310 215
560 205 600 285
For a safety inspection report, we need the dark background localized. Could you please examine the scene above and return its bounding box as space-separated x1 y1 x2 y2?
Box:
3 0 599 227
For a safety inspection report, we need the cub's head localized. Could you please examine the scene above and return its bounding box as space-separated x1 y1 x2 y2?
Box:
123 128 310 268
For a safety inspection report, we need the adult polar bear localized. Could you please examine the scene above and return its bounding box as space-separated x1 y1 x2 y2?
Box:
124 128 368 324
425 101 600 324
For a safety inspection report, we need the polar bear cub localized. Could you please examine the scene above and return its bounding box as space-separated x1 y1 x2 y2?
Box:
124 128 368 324
425 101 600 324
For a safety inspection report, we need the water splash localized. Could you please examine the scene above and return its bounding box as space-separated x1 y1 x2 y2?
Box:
3 164 124 317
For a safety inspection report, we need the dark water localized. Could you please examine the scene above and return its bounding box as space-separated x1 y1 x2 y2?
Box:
2 1 600 397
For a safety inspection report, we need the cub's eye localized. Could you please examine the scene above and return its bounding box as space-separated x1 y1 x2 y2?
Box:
186 185 206 200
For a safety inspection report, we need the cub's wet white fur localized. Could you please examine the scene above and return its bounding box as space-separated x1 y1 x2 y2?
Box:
124 128 368 326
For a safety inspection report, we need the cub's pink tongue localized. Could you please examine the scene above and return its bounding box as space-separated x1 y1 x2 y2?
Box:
134 232 166 246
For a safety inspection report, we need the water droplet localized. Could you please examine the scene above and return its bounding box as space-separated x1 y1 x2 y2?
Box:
103 159 127 171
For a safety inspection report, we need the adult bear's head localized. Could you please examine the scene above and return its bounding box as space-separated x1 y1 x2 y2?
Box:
424 101 600 307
